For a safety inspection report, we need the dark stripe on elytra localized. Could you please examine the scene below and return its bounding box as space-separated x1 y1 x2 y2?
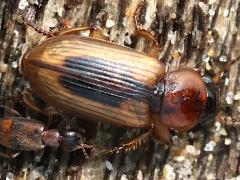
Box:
29 59 154 98
60 56 155 107
28 56 156 107
59 75 147 107
64 56 155 93
44 76 148 118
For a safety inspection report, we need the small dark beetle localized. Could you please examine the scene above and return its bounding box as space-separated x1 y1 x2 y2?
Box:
19 4 237 152
0 106 93 158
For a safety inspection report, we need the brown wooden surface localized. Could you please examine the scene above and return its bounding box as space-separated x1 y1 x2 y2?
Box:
0 0 240 179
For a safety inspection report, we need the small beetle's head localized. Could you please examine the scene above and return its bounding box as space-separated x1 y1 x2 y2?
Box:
60 130 86 152
153 68 208 131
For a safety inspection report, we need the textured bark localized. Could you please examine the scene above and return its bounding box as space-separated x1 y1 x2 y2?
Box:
0 0 239 179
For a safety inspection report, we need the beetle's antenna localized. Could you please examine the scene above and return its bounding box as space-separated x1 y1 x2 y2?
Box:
213 54 240 83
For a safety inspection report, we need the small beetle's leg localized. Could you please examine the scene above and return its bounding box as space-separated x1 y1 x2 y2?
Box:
133 2 159 59
75 143 96 160
102 129 153 154
34 150 45 161
0 146 21 158
0 105 21 117
0 95 22 102
23 7 54 37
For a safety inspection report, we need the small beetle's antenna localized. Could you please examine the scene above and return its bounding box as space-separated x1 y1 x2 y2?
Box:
0 95 22 102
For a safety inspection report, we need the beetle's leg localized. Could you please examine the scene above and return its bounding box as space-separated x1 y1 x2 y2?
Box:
23 7 108 40
23 7 54 37
215 111 240 126
57 25 109 41
23 92 57 116
102 129 153 154
22 92 57 127
212 54 240 84
152 121 171 144
133 2 159 59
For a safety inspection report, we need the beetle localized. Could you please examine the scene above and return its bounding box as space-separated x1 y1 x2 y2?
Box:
0 106 94 159
18 4 238 152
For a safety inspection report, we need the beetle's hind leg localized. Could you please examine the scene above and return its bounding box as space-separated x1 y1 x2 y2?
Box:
101 129 153 154
133 2 160 59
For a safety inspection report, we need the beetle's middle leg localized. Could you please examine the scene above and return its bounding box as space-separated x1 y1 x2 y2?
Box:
133 2 160 59
23 7 55 37
23 7 108 40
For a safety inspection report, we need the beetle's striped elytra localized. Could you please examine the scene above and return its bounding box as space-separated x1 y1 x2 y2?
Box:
16 3 226 153
22 35 166 128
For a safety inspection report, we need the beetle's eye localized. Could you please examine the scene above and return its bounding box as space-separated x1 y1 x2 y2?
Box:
200 75 218 125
